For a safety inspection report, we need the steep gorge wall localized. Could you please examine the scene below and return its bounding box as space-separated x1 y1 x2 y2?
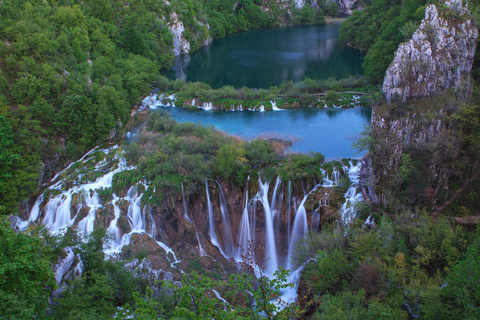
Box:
370 0 479 208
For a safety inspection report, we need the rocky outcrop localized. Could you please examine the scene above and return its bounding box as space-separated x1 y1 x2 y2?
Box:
125 258 180 287
53 247 84 285
294 0 306 8
334 0 357 14
383 0 478 101
168 12 191 56
51 246 84 298
296 0 357 14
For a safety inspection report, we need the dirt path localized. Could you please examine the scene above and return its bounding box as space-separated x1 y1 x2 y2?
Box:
436 170 480 213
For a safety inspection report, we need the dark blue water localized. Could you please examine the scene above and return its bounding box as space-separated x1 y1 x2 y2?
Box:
156 107 371 158
170 25 364 89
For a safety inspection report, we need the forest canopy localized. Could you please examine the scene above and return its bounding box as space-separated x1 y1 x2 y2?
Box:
0 0 326 214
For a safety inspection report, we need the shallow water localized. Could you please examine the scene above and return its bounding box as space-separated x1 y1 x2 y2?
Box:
155 106 371 158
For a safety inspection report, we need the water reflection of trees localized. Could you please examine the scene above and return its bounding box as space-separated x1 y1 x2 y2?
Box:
169 25 364 89
359 107 372 122
326 109 342 119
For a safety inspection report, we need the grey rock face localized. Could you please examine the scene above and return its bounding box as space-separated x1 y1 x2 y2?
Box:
383 1 478 101
53 247 84 286
335 0 357 14
54 247 76 285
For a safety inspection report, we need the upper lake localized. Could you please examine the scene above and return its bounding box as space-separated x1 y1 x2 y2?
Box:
169 25 364 89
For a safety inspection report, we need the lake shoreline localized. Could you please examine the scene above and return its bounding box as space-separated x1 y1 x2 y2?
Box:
324 17 348 24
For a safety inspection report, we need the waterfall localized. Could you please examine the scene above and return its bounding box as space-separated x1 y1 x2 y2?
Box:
271 176 283 246
339 162 364 225
43 194 75 234
105 198 125 254
287 181 292 247
255 179 278 277
181 183 192 223
321 167 341 187
287 184 320 269
205 180 229 258
251 198 256 247
216 180 234 258
312 208 321 231
77 190 101 235
196 232 207 257
236 188 251 261
287 194 308 270
271 100 282 111
205 179 218 244
19 194 44 230
332 167 340 183
21 146 179 264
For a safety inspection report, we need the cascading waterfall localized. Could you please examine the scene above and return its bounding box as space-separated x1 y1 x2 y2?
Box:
181 183 192 223
22 147 178 263
78 191 101 235
339 162 364 225
287 181 292 247
205 179 229 259
235 188 251 261
205 179 218 244
271 177 283 248
254 179 278 277
18 194 44 230
321 168 341 187
312 208 321 231
105 197 128 254
42 194 74 234
216 181 235 258
287 185 320 269
196 232 207 257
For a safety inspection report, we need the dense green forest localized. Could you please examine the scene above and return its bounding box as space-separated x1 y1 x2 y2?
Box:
0 0 325 215
2 0 480 319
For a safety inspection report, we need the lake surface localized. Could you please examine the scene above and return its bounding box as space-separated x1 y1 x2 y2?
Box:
154 107 371 158
169 25 364 89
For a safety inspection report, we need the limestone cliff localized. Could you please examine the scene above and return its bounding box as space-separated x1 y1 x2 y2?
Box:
168 12 191 56
296 0 357 14
334 0 357 14
383 0 478 101
368 93 466 208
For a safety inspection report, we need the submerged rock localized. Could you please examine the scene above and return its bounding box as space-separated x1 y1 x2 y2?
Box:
383 0 478 101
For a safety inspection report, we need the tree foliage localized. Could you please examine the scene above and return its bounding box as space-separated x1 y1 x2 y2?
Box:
0 216 56 319
339 0 427 82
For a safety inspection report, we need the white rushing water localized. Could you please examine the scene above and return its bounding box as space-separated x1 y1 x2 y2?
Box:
339 162 363 225
23 143 364 307
181 182 192 223
216 180 235 258
21 147 179 263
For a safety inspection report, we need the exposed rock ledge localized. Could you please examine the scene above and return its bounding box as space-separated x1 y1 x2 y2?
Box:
383 0 478 101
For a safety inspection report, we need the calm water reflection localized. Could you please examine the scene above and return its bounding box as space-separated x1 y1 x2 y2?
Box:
170 25 364 89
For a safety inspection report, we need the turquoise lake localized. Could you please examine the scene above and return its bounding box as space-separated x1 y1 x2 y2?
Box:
161 25 369 158
153 107 371 159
